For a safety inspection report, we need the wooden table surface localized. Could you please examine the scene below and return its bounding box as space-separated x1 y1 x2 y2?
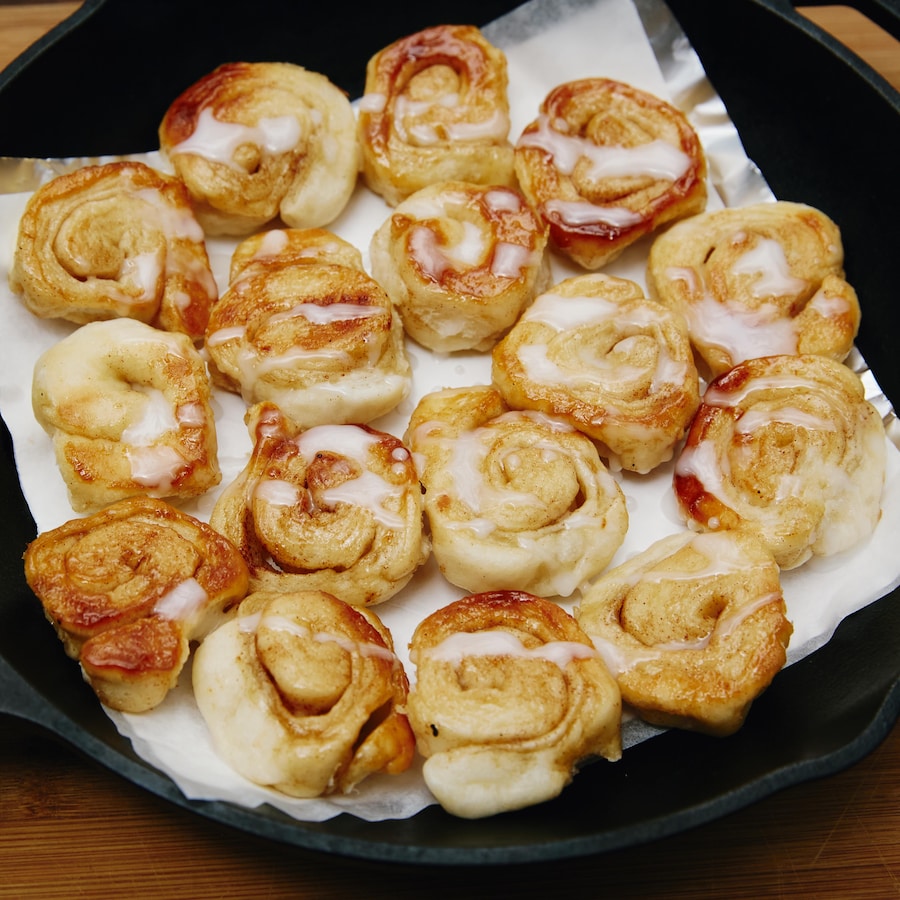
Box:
2 3 900 898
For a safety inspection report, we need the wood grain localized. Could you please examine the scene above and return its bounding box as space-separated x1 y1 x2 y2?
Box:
2 3 900 898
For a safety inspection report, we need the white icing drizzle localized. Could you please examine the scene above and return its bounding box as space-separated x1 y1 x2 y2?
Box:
240 612 396 662
358 92 387 113
153 578 209 621
420 629 599 668
170 108 302 167
730 238 808 298
126 444 187 490
122 387 178 445
253 478 302 507
544 199 643 228
268 301 384 326
518 115 690 181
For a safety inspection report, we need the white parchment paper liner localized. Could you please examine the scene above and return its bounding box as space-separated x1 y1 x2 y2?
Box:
2 0 899 822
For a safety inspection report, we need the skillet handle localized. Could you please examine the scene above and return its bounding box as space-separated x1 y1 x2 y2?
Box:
766 0 900 48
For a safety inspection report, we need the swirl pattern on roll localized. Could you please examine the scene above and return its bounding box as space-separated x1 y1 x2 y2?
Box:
357 25 516 206
9 161 217 340
492 272 700 473
193 590 416 797
210 402 429 607
159 62 360 235
646 201 861 379
23 497 250 713
205 230 411 428
32 318 221 513
514 78 707 269
406 385 628 598
673 354 886 570
370 181 551 352
407 590 621 818
576 530 792 737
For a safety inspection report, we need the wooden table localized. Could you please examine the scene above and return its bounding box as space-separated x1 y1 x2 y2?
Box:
2 4 899 898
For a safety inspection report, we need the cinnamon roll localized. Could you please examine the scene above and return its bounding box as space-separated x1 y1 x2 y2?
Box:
9 161 217 340
204 248 411 428
405 385 628 598
492 272 700 473
369 181 551 352
23 497 250 713
407 590 621 818
192 590 415 797
514 78 707 269
576 530 792 737
209 403 429 607
159 62 360 235
32 318 221 514
357 25 516 206
228 227 365 283
673 354 887 570
646 201 861 379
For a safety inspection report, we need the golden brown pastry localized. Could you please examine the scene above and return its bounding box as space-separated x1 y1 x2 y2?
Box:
192 590 415 797
228 227 365 283
32 318 221 514
204 241 411 428
407 590 621 818
23 497 250 713
357 25 516 206
492 272 700 473
159 62 360 235
514 78 708 269
406 385 628 598
673 354 886 569
646 201 861 380
210 402 429 607
576 530 792 736
369 181 551 351
9 161 217 340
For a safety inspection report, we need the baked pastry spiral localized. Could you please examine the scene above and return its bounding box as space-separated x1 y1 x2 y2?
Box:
23 497 250 713
209 402 429 607
576 530 792 736
646 201 861 379
492 272 700 473
514 78 708 269
407 590 621 818
192 590 415 797
357 25 516 206
406 385 628 598
9 161 217 340
204 242 411 428
673 354 887 570
369 181 551 352
159 61 360 235
228 227 365 283
32 318 221 514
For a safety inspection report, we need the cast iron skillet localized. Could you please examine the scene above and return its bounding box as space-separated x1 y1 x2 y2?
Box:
1 0 899 866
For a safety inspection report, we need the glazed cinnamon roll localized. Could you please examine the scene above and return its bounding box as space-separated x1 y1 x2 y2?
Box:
673 354 887 570
357 25 516 206
492 273 700 473
514 78 707 269
406 386 628 598
369 181 551 352
228 227 365 283
9 161 217 340
193 590 415 797
23 497 250 713
159 62 360 235
204 248 411 428
576 530 792 737
407 590 621 818
32 318 221 514
210 403 429 607
646 201 861 379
